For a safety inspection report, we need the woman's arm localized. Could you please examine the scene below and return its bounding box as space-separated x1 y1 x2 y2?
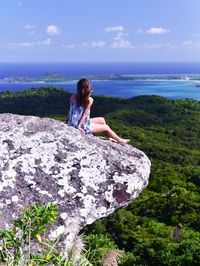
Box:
77 97 93 131
69 94 75 104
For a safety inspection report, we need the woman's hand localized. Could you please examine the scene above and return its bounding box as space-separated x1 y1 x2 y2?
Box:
77 126 85 133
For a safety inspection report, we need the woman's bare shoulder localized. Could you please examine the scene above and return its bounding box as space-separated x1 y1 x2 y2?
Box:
89 97 94 104
84 97 93 109
70 94 76 103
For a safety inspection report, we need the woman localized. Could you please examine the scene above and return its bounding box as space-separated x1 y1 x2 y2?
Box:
67 78 130 144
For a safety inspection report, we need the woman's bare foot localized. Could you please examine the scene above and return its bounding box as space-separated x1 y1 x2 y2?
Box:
118 138 130 144
109 137 130 144
109 137 118 143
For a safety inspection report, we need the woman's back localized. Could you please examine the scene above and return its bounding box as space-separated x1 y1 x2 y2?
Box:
67 78 129 143
68 94 92 134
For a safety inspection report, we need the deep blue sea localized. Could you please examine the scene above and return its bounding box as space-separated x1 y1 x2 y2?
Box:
0 62 200 99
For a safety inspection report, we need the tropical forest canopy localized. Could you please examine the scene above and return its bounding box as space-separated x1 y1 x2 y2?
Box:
0 87 200 265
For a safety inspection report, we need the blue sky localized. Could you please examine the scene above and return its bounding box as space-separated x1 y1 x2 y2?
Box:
0 0 200 62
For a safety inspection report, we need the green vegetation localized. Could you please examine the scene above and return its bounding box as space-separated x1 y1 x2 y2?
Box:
0 87 200 265
0 203 119 266
0 203 80 265
0 87 70 120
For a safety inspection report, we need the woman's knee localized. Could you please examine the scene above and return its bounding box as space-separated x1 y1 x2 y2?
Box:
99 117 106 124
99 124 110 133
92 123 109 134
91 117 106 125
104 125 111 132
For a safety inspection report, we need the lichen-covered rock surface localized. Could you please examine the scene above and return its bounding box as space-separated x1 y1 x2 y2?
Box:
0 113 151 248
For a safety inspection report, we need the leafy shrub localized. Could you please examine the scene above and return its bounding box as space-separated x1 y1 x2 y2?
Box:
85 234 117 265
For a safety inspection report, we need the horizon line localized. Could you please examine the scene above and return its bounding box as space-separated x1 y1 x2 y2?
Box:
0 61 200 64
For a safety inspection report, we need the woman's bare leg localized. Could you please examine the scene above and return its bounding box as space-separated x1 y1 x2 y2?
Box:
90 117 106 125
91 123 130 144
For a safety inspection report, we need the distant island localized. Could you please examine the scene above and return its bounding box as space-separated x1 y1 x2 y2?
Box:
2 72 200 84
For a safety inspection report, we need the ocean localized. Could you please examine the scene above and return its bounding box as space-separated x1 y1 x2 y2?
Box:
0 62 200 99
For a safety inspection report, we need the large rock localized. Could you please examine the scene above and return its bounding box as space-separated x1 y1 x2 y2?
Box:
0 113 151 254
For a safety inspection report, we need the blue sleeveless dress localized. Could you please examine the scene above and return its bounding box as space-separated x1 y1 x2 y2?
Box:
67 100 92 134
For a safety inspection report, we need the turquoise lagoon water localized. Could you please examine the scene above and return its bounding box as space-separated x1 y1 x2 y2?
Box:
0 62 200 99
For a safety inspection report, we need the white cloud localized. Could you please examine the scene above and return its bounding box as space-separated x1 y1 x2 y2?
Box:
37 38 51 46
144 43 176 49
183 40 200 49
114 32 125 41
18 42 33 47
105 25 124 32
147 27 170 34
24 24 35 30
90 41 106 48
111 32 135 49
46 25 61 35
193 33 200 38
137 29 144 34
61 44 77 49
61 40 106 49
7 38 51 49
111 40 135 49
24 24 36 35
8 42 34 49
27 31 35 36
80 42 88 47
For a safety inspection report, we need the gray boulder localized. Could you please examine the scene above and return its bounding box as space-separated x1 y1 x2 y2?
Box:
0 113 151 255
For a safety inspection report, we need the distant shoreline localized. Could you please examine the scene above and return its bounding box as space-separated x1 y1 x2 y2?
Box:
0 63 200 99
1 73 200 84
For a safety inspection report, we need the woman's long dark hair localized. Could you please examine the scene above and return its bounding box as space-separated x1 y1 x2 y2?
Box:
76 78 92 107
